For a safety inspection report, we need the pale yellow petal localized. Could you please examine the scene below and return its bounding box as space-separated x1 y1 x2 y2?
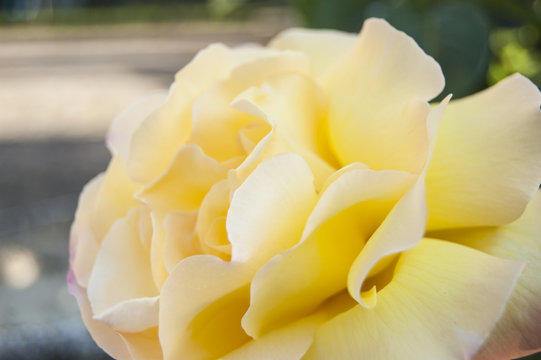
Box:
159 255 252 360
345 97 449 308
242 169 414 337
427 73 541 230
269 28 356 78
322 18 444 171
106 90 168 165
92 157 140 241
87 207 158 323
126 44 232 183
196 179 230 247
163 210 199 271
201 216 231 260
120 327 163 360
188 50 312 164
304 239 523 360
346 174 427 308
94 296 159 333
430 191 541 359
136 144 231 212
71 286 131 360
231 74 337 189
222 310 329 360
189 81 259 162
125 45 275 183
149 212 169 289
70 174 104 287
227 153 317 263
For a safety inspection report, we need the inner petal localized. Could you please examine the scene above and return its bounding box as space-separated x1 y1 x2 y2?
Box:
242 168 414 338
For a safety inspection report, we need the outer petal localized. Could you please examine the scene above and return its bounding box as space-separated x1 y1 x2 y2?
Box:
70 173 104 287
120 327 163 360
431 191 541 359
426 73 541 230
71 285 131 360
93 296 159 333
269 28 356 78
106 90 168 166
125 44 231 183
87 207 159 332
304 239 523 360
322 18 444 172
92 157 140 241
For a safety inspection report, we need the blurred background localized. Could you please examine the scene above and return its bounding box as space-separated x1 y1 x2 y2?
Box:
0 0 539 359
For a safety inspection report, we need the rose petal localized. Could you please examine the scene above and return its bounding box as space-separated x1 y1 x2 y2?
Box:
223 309 331 360
430 191 541 359
196 179 230 248
231 74 337 190
346 97 449 308
269 28 357 78
120 327 163 360
189 51 313 163
92 157 140 241
136 144 232 212
106 90 168 165
159 154 318 359
227 153 317 263
71 174 104 287
94 296 159 333
304 239 523 360
73 286 131 359
87 207 158 323
322 18 444 172
125 44 232 183
159 255 252 360
163 209 199 271
426 73 541 230
126 44 277 183
242 168 414 338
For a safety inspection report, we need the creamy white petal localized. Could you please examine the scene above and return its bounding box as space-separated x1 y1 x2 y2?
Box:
87 207 158 320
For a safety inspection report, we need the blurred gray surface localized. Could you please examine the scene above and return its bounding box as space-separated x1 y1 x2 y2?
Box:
0 140 111 359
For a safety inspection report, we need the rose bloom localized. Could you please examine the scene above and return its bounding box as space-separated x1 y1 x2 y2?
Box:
68 18 541 360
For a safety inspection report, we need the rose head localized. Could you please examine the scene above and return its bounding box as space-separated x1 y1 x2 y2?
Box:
68 18 541 360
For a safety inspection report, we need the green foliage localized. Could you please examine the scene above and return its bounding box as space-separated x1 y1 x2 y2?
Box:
292 0 541 98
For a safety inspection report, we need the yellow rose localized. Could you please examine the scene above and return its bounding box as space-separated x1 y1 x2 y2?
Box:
68 18 541 360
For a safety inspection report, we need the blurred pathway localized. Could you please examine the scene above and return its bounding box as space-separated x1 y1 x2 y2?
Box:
0 9 295 140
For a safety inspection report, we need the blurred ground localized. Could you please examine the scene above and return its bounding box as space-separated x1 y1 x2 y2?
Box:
0 7 295 359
